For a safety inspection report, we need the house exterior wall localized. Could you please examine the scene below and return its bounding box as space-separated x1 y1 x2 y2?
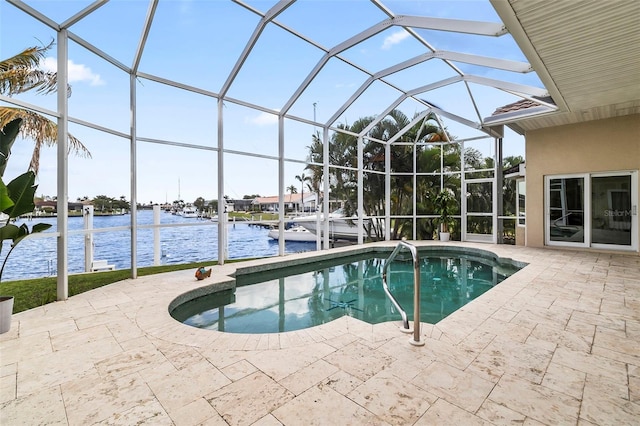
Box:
525 114 640 253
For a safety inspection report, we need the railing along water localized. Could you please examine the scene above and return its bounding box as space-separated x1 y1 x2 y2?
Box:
382 240 424 346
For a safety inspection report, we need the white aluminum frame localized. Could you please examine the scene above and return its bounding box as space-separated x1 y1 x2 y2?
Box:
2 0 558 299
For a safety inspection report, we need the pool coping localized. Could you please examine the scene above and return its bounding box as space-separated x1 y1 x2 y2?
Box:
155 241 533 349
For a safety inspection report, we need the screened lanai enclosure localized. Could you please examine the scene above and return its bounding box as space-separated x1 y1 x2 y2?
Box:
1 0 555 297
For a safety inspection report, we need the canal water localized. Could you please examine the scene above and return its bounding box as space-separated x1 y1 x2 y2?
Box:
0 210 316 281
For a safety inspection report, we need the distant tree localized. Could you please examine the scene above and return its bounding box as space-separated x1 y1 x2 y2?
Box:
112 197 130 211
92 195 114 212
503 155 524 169
305 131 323 198
207 199 218 212
243 194 260 199
295 173 310 212
502 155 524 217
286 185 297 212
194 196 206 212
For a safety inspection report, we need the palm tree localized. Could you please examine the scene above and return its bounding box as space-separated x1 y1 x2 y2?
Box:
286 184 298 213
305 109 452 240
0 41 90 173
295 173 310 213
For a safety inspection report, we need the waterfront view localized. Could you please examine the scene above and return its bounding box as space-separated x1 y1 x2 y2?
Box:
0 210 316 281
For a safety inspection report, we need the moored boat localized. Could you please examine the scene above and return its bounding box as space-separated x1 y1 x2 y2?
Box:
295 209 375 241
268 225 316 242
181 206 198 218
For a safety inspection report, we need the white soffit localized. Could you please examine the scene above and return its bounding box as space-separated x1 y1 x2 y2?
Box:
491 0 640 131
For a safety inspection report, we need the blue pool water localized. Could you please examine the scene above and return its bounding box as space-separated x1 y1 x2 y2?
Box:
170 249 523 333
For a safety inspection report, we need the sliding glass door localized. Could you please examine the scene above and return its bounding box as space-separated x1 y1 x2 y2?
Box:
545 171 638 250
591 174 633 247
548 176 585 243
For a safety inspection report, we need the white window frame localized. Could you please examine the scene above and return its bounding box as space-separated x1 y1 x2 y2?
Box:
545 171 638 251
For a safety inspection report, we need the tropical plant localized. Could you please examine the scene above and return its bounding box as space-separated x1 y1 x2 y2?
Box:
0 118 52 282
306 109 451 240
434 188 457 234
0 41 90 173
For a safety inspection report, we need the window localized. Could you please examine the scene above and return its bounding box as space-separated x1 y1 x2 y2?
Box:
545 172 637 250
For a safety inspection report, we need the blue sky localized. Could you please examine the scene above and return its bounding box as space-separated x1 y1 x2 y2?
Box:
0 0 537 204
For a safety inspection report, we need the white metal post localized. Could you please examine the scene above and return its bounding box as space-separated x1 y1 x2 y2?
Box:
278 116 285 255
460 141 466 240
323 127 330 249
56 29 69 301
129 74 138 278
357 136 364 244
217 99 225 265
153 205 161 265
495 137 503 244
385 139 391 240
413 139 417 239
83 205 94 272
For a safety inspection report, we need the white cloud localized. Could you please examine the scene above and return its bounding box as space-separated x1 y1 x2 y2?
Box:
42 57 105 86
335 82 356 89
245 111 278 126
382 30 410 50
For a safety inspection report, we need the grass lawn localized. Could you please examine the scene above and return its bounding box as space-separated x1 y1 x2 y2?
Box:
0 210 279 314
0 260 252 313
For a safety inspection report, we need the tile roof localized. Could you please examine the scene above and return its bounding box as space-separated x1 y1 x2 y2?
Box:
492 96 555 116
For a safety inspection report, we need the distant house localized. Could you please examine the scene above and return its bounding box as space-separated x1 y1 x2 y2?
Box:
34 201 91 215
229 199 252 212
69 202 84 213
35 200 57 215
251 193 318 213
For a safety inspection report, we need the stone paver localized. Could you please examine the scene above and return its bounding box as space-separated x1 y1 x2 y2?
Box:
1 242 638 425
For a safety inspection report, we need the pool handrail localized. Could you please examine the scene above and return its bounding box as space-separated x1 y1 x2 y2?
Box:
382 240 424 346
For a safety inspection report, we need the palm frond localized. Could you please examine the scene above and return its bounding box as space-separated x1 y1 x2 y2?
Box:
0 107 91 173
0 68 59 96
0 41 59 96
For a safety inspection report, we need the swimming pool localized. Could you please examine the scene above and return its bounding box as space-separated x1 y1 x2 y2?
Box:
170 247 525 334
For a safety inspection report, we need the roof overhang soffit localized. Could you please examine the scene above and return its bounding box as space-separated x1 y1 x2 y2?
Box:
489 0 568 112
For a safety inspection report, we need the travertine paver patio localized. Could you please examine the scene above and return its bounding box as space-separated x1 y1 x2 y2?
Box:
1 242 639 425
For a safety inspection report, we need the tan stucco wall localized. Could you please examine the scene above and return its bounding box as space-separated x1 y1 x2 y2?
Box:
525 114 640 252
515 225 525 246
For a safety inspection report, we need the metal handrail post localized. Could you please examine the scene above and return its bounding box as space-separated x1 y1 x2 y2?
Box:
410 244 422 346
382 240 424 346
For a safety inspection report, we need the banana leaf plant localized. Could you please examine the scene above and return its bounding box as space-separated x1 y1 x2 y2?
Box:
0 118 52 282
434 188 457 234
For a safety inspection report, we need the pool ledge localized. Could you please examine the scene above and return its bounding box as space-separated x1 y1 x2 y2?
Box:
156 241 531 348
